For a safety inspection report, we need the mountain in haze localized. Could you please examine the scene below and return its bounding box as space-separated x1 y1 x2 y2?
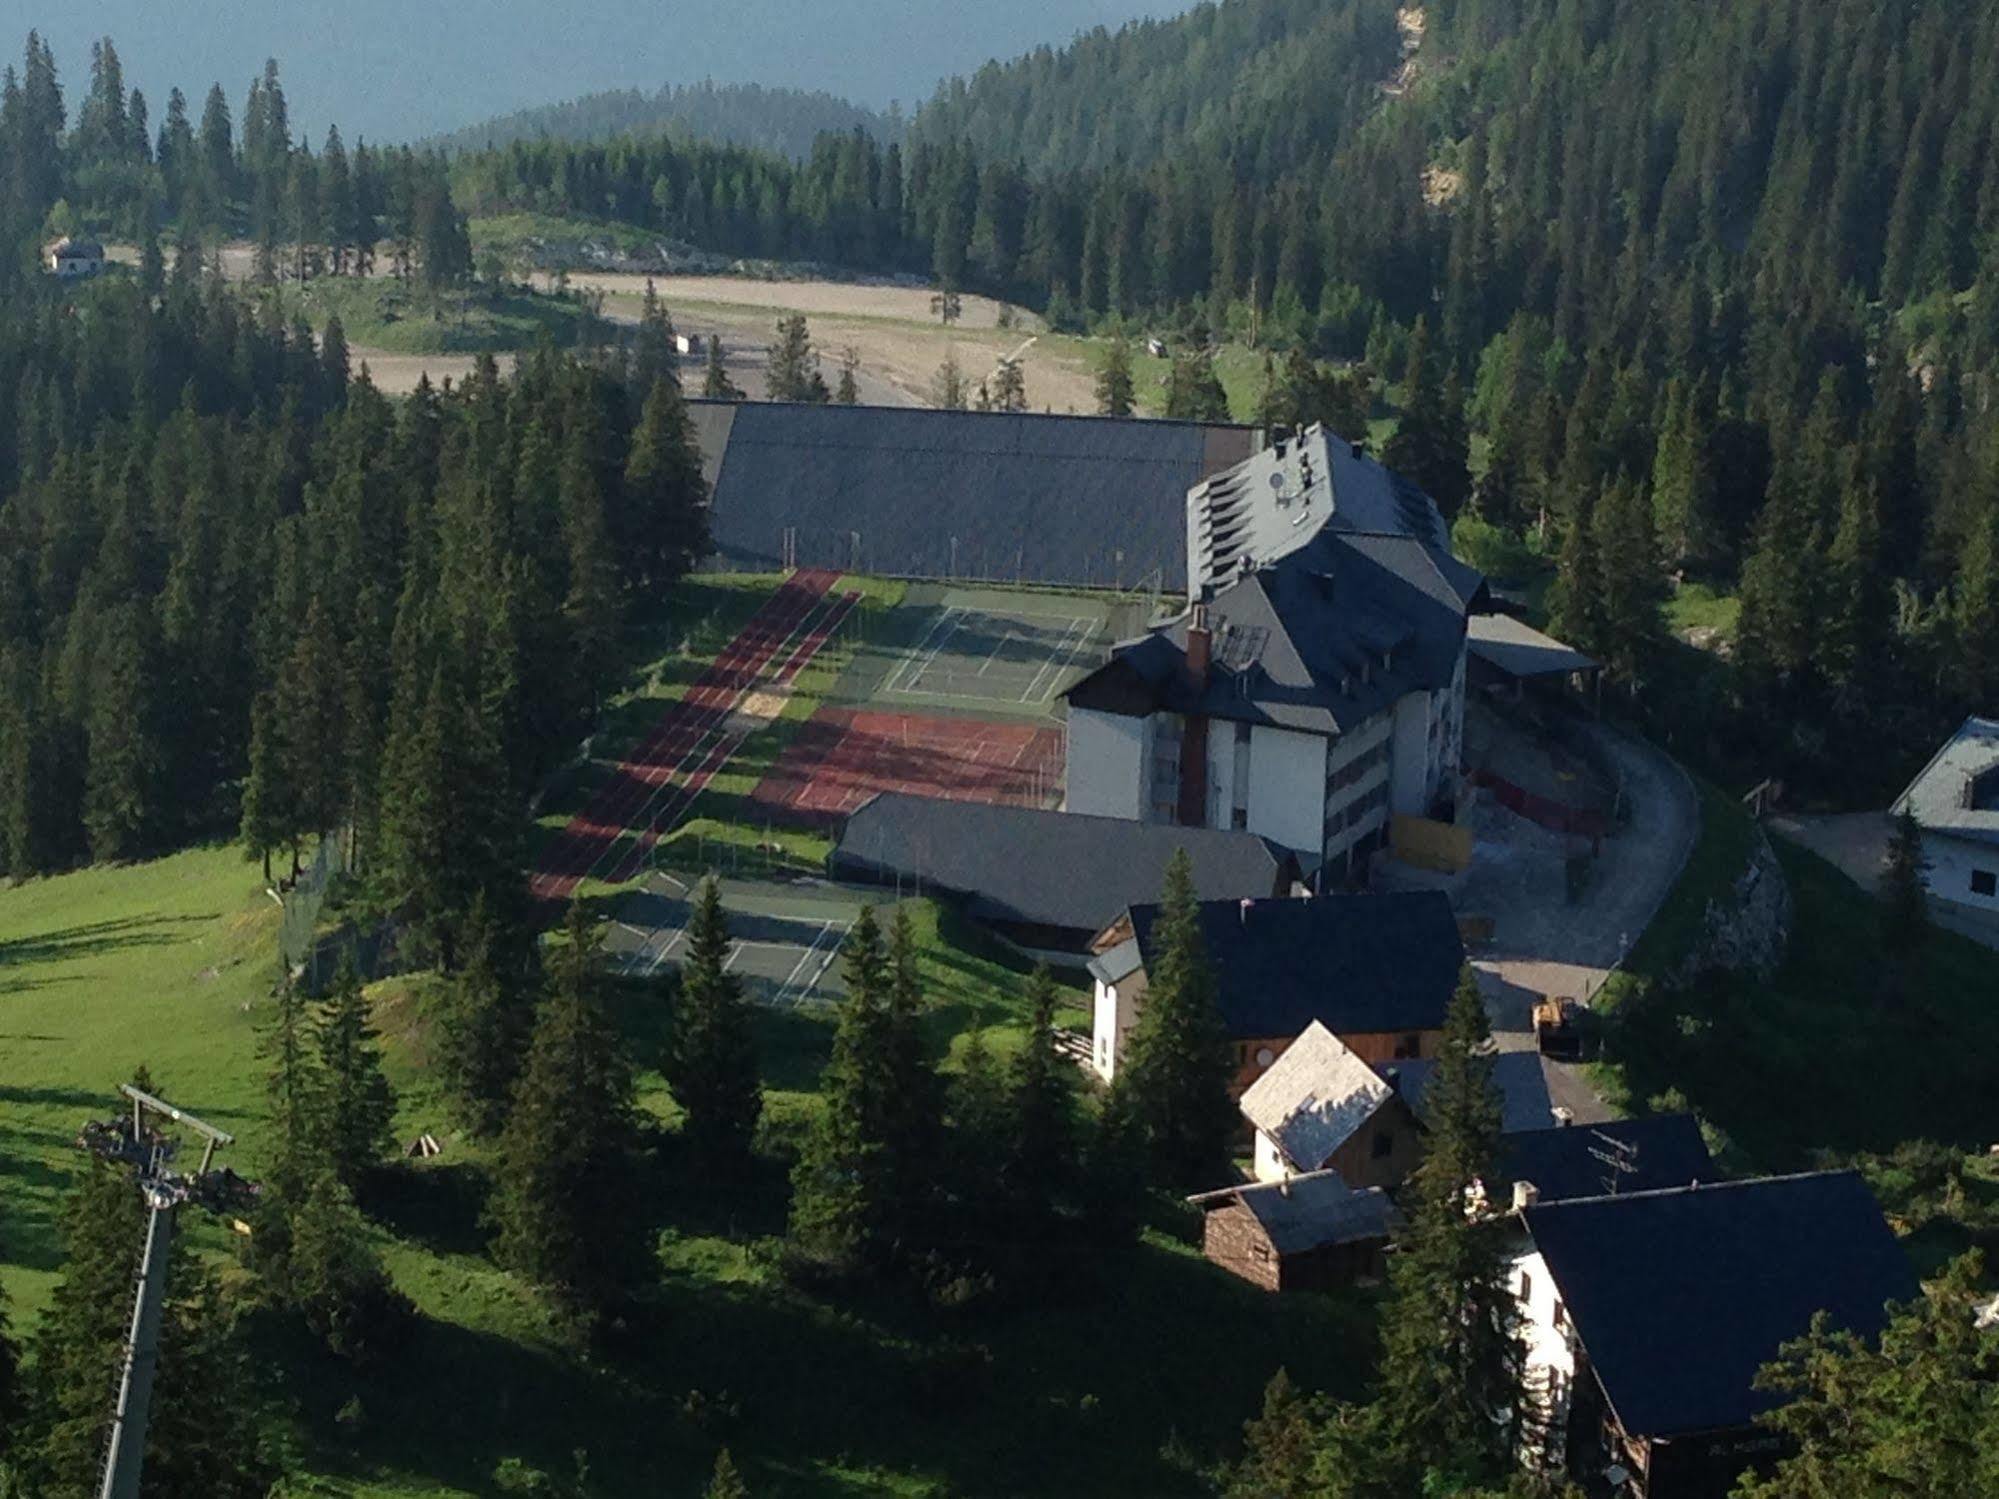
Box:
426 80 901 161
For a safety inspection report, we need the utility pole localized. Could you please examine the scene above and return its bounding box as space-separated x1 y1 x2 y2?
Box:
78 1085 255 1499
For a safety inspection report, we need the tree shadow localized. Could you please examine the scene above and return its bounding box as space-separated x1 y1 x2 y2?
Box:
364 1161 495 1260
0 913 216 970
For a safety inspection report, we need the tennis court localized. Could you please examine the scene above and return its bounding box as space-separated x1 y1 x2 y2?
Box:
603 871 864 1007
832 581 1141 721
752 708 1064 824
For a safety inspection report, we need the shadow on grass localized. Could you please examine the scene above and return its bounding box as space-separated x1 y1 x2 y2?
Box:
365 1161 495 1260
0 914 218 970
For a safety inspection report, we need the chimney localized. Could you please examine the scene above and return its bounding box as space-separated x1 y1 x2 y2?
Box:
1552 1106 1574 1129
1239 897 1254 925
1185 604 1213 690
1512 1180 1540 1213
1277 1175 1291 1198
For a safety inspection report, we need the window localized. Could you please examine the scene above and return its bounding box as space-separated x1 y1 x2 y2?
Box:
1371 1130 1394 1160
1518 1270 1533 1302
1394 1033 1421 1059
1974 869 1997 898
1251 1242 1271 1262
1553 1298 1568 1332
1232 807 1249 830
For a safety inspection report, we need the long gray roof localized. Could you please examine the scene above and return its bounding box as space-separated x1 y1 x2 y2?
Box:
1892 715 1999 849
689 400 1255 589
831 793 1297 934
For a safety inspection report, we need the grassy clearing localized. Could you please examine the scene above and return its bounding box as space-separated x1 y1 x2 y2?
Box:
1589 782 1999 1172
276 275 604 355
0 846 280 1318
1665 581 1740 640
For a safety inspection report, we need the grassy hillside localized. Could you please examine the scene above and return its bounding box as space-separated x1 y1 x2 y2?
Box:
281 275 605 356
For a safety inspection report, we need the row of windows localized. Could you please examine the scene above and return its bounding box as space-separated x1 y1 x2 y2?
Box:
1973 868 1996 897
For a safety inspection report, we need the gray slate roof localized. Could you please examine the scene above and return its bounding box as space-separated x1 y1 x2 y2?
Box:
1066 525 1478 736
832 793 1296 936
1191 1169 1402 1253
1238 1021 1396 1171
1524 1171 1915 1439
688 400 1255 589
1122 891 1463 1039
1467 613 1599 680
1892 715 1999 849
1498 1114 1714 1202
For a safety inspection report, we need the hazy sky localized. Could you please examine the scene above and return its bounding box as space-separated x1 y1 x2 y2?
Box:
7 1 1178 143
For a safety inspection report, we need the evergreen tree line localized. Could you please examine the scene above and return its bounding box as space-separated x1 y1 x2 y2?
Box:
1 36 473 288
0 256 709 948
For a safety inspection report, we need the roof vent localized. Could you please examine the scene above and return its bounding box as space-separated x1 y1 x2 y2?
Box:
1351 440 1364 460
1512 1180 1540 1213
1239 898 1255 924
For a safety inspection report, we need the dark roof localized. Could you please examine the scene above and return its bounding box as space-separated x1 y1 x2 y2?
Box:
1524 1171 1917 1439
831 793 1296 936
1066 525 1474 735
1125 891 1463 1038
1395 1050 1558 1135
689 400 1255 589
1191 1169 1402 1253
1499 1115 1715 1202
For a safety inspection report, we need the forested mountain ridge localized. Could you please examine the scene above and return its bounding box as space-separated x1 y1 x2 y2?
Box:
427 80 899 162
906 0 1402 178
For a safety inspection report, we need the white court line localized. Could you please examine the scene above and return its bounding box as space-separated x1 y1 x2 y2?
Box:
1034 615 1100 703
977 629 1018 677
884 607 965 694
776 923 833 999
651 870 690 896
642 925 688 978
897 609 968 695
1020 616 1094 703
779 920 852 1007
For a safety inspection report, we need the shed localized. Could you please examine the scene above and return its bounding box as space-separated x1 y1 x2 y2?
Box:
1190 1170 1401 1291
44 236 105 279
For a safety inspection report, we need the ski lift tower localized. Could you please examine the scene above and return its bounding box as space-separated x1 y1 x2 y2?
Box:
76 1085 257 1499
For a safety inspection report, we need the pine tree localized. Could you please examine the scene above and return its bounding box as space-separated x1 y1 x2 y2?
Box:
439 898 536 1135
881 908 943 1239
836 347 861 405
989 356 1028 413
1005 965 1075 1201
285 1169 410 1361
138 1260 276 1497
1096 334 1136 417
1221 1369 1325 1499
664 878 763 1169
239 689 284 883
1365 967 1519 1490
25 1162 144 1496
625 376 710 584
703 337 744 401
1954 494 1999 710
1649 377 1720 573
1108 850 1233 1189
1591 477 1666 682
264 977 326 1206
1163 348 1230 421
488 903 650 1323
705 1448 751 1499
1880 809 1929 957
318 952 396 1188
930 352 969 410
1382 318 1472 520
789 906 894 1266
764 314 822 402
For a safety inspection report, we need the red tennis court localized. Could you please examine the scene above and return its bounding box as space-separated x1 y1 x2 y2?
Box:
753 708 1063 823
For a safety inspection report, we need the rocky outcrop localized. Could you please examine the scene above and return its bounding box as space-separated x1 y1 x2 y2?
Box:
1672 825 1791 983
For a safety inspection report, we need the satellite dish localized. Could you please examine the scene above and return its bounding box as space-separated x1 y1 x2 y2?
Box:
1267 471 1286 491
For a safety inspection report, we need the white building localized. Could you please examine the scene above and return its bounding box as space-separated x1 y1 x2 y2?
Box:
1063 423 1485 875
44 236 105 279
1891 715 1999 938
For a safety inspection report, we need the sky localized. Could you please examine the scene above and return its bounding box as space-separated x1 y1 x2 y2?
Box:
5 0 1179 144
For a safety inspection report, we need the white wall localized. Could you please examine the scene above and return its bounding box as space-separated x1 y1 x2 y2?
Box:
1923 832 1999 913
1205 717 1242 828
1091 972 1146 1083
1390 693 1432 817
1246 724 1327 853
1511 1246 1580 1472
1065 708 1147 821
1253 1129 1290 1184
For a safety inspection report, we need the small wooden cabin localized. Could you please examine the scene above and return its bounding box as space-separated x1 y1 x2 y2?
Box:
1190 1171 1399 1293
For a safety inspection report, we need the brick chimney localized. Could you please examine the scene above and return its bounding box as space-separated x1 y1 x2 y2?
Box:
1185 602 1213 691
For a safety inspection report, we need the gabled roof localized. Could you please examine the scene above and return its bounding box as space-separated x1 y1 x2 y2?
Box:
1523 1171 1916 1440
1499 1114 1715 1202
1123 891 1463 1039
1892 715 1999 849
1239 1021 1396 1171
1467 613 1599 681
689 400 1254 589
1392 1050 1559 1135
1066 523 1475 736
1189 1169 1402 1253
832 793 1295 937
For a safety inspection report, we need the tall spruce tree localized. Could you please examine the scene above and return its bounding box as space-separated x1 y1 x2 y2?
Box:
317 952 396 1188
489 903 650 1323
1005 965 1075 1202
1095 334 1136 417
624 376 710 584
703 337 744 401
1382 318 1471 520
1881 809 1930 957
789 906 894 1266
664 878 763 1169
1108 850 1233 1189
1358 966 1519 1491
705 1448 751 1499
438 897 535 1136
